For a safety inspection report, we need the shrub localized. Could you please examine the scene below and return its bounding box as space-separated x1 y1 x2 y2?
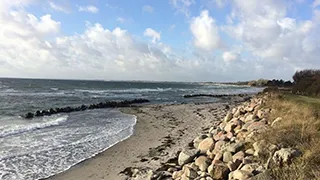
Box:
292 69 320 96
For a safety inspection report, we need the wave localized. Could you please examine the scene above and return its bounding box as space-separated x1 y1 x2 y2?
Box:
0 116 69 138
75 88 174 94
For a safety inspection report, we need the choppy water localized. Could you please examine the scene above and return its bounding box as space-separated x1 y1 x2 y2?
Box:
0 78 262 179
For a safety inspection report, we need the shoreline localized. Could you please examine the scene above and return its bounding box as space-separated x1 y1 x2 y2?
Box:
49 100 243 180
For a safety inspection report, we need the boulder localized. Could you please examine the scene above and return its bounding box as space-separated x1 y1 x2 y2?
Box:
250 170 273 180
178 149 199 166
233 151 245 162
198 138 215 154
224 112 233 122
273 148 301 166
245 114 256 122
213 140 226 155
223 151 233 163
240 163 260 174
227 159 242 171
208 163 229 179
224 123 237 133
253 140 277 157
245 148 254 156
24 112 34 119
229 170 253 180
194 134 208 149
195 156 210 172
247 122 268 132
226 142 244 153
183 166 198 179
213 131 228 141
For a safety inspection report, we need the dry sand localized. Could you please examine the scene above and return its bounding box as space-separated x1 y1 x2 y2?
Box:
50 102 239 180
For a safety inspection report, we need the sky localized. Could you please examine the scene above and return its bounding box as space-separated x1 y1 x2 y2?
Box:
0 0 320 82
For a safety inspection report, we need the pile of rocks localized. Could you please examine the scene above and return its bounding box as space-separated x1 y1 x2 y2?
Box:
152 94 301 180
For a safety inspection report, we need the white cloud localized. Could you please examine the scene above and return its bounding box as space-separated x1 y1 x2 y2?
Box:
169 0 195 17
144 28 161 43
49 2 70 13
313 0 320 8
190 10 221 51
142 5 154 13
78 5 99 13
222 52 240 63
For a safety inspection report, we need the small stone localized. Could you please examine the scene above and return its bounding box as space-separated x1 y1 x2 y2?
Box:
193 135 208 149
245 148 255 155
223 151 233 163
178 149 199 166
240 163 260 174
198 138 215 154
233 151 245 162
172 170 184 179
245 114 255 122
213 131 228 141
224 123 236 133
224 112 233 122
213 140 226 155
226 142 244 153
214 152 223 161
184 166 198 179
243 156 254 165
247 121 268 132
273 148 301 165
229 170 253 180
195 156 210 172
227 159 242 171
208 163 229 179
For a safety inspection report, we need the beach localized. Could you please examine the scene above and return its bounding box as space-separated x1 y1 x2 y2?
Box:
50 101 238 180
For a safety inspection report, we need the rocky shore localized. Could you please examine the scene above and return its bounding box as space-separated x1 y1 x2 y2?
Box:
149 93 301 180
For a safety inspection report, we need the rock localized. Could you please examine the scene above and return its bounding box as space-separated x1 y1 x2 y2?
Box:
229 170 253 180
178 149 199 166
227 159 242 171
209 127 218 135
213 131 228 141
198 138 215 154
244 114 255 122
213 152 223 161
224 123 237 133
224 112 233 122
253 140 277 157
250 169 273 180
223 151 233 163
24 112 34 119
233 151 245 162
247 122 268 132
195 156 210 172
240 163 260 174
271 117 282 127
242 156 254 165
194 135 208 149
208 163 229 179
212 140 226 155
245 148 254 155
273 148 301 166
184 166 198 179
226 142 244 153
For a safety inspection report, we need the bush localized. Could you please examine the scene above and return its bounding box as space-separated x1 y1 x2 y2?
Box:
292 69 320 96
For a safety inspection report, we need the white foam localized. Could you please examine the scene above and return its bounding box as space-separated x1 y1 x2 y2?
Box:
0 115 69 138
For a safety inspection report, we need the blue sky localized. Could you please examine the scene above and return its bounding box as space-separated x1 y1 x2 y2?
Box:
0 0 320 81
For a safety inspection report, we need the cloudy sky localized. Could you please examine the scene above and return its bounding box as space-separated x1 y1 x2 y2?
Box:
0 0 319 82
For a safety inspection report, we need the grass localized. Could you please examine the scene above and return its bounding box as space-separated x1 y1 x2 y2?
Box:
259 93 320 180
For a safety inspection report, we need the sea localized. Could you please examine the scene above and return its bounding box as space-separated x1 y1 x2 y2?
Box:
0 78 262 180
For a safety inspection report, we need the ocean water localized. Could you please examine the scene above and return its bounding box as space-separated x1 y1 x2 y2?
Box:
0 78 262 179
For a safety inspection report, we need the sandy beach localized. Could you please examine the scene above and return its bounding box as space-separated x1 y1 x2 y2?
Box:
49 100 241 180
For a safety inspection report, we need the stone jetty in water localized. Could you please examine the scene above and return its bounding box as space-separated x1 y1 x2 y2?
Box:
23 99 150 119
